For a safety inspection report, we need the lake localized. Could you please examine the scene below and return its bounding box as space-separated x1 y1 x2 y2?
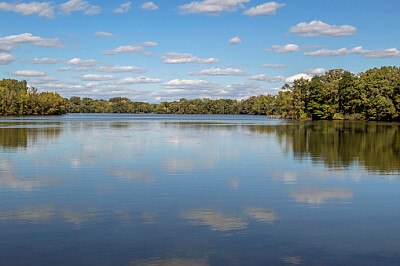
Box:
0 114 399 265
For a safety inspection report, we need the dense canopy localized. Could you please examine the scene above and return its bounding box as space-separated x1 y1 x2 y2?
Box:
1 66 399 120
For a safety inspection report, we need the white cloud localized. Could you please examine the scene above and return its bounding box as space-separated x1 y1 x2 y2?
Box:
261 64 287 68
178 0 250 15
304 68 326 75
30 77 60 84
304 48 351 57
84 5 100 15
268 44 301 53
13 70 46 77
73 64 147 74
0 33 63 52
356 47 400 58
0 53 16 64
161 52 219 64
29 57 62 64
0 1 56 18
266 44 325 53
102 45 144 55
81 74 116 81
290 20 356 37
250 74 285 83
96 65 147 73
243 2 285 16
66 58 98 67
113 2 131 14
115 76 162 85
304 46 400 58
223 82 275 99
285 73 312 83
143 41 158 47
164 79 219 90
228 36 241 45
189 67 248 76
94 32 114 37
58 67 71 71
142 2 159 10
59 0 101 15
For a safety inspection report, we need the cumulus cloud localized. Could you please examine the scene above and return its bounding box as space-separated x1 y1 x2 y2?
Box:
30 77 60 84
261 64 288 68
114 76 162 85
305 46 400 58
113 2 131 14
164 79 219 90
305 48 352 57
223 82 275 99
81 74 117 81
285 73 312 83
102 45 144 55
359 47 400 58
290 20 356 37
141 2 159 10
0 0 100 18
178 0 250 15
59 0 101 15
250 74 285 83
0 53 16 64
29 57 62 64
268 44 301 53
73 64 147 74
84 5 100 15
94 32 114 37
58 67 71 71
189 67 248 76
243 2 285 16
304 68 326 75
143 41 158 47
13 70 46 77
0 1 56 18
66 58 98 67
228 36 242 45
161 52 219 64
0 33 63 52
266 44 325 53
96 65 147 73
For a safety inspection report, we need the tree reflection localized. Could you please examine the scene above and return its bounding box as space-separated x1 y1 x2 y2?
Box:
0 126 62 149
248 121 400 173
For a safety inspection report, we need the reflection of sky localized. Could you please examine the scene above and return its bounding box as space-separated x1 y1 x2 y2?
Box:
0 115 399 265
290 188 354 205
0 161 41 191
182 209 248 232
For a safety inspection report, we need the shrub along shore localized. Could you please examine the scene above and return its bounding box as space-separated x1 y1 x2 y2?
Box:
0 66 399 120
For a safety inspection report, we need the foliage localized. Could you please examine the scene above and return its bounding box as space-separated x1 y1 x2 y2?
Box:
0 79 67 116
1 66 399 120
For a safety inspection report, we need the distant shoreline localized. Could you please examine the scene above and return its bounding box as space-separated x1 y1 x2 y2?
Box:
1 66 399 121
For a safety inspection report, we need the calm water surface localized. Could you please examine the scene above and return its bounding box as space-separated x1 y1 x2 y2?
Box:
0 114 399 265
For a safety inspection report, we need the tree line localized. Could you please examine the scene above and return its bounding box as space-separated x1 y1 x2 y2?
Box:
1 66 399 120
0 79 67 116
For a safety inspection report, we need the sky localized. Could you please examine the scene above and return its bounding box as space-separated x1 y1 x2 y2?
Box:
0 0 399 102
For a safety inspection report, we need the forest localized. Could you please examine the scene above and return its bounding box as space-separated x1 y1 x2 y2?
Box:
0 66 399 120
0 79 67 116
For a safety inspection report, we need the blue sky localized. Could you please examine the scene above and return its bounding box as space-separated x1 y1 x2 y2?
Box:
0 0 399 102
